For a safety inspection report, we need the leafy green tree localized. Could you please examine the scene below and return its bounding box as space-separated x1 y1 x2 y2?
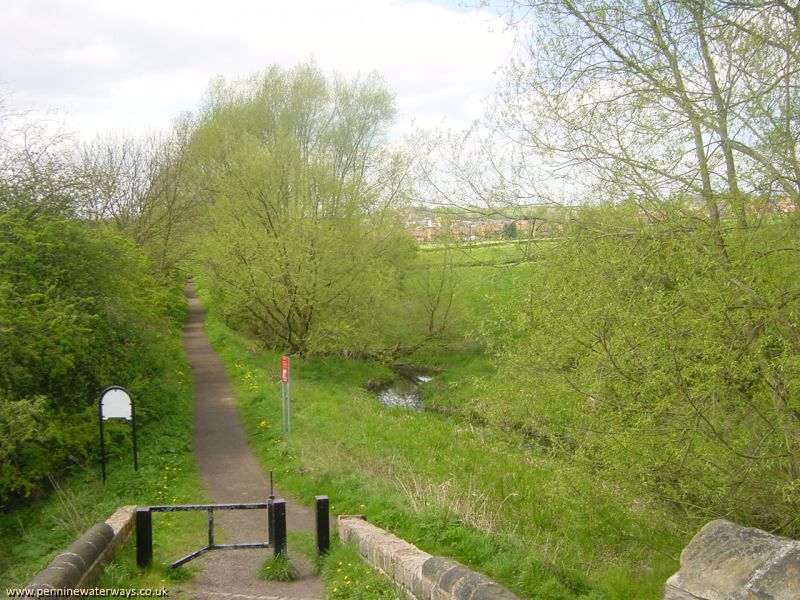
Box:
454 0 800 533
191 64 414 355
501 221 518 239
487 204 799 533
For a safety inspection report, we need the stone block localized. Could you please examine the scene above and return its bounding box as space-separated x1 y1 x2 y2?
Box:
469 582 522 600
664 519 800 600
336 516 518 600
25 523 113 592
745 543 800 599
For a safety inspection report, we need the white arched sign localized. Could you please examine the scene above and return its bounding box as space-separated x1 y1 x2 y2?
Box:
101 387 132 420
98 385 138 482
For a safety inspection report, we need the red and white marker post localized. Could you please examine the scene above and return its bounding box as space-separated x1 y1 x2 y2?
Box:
280 355 291 432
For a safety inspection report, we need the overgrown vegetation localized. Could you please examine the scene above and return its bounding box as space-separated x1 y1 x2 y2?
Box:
0 299 207 589
488 207 800 533
199 288 681 599
0 98 205 589
0 159 187 507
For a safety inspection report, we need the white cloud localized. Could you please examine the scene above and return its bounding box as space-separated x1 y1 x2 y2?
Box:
0 0 515 139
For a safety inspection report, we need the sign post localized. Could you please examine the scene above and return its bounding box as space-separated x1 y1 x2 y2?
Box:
98 386 138 483
280 356 291 433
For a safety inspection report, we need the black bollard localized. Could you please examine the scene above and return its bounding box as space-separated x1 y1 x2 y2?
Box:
315 495 330 556
273 499 287 557
136 508 153 568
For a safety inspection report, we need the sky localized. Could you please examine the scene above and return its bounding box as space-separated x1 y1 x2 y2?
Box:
0 0 517 140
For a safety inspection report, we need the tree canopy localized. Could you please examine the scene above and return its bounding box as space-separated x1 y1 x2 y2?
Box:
190 63 414 355
455 0 800 533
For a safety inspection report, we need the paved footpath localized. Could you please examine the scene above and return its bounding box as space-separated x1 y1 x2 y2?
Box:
174 282 323 600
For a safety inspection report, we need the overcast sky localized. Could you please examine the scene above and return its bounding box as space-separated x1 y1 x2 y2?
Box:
0 0 516 140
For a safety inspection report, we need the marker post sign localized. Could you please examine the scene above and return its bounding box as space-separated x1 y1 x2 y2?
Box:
98 386 138 483
280 356 291 433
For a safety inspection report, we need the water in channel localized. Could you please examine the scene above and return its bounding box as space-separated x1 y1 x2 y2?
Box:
371 372 433 411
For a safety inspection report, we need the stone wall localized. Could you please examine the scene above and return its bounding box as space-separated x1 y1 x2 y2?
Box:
664 519 800 600
337 515 519 600
19 506 137 596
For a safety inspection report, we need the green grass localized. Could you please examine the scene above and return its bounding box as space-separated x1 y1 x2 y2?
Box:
259 553 300 582
319 541 405 599
196 283 686 600
1 294 208 594
285 530 405 599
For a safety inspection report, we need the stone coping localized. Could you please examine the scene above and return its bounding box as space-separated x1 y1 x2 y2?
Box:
337 515 518 600
19 505 137 596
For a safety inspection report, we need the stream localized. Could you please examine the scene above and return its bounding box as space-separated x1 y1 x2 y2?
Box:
368 368 435 411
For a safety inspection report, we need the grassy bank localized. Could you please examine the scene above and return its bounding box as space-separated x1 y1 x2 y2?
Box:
1 286 207 594
198 284 685 600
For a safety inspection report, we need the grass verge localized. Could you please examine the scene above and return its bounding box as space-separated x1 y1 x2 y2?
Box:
287 531 404 600
319 541 405 600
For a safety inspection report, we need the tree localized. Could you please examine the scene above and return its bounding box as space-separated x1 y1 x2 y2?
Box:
191 63 414 355
501 221 518 239
488 0 799 213
74 118 203 277
461 0 800 533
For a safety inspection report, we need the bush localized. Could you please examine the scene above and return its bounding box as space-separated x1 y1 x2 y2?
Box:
493 203 800 534
0 200 181 506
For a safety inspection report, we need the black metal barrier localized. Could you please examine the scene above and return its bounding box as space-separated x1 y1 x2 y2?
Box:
136 499 284 568
136 494 331 568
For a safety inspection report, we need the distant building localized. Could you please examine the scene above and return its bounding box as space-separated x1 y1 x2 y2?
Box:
405 207 558 243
